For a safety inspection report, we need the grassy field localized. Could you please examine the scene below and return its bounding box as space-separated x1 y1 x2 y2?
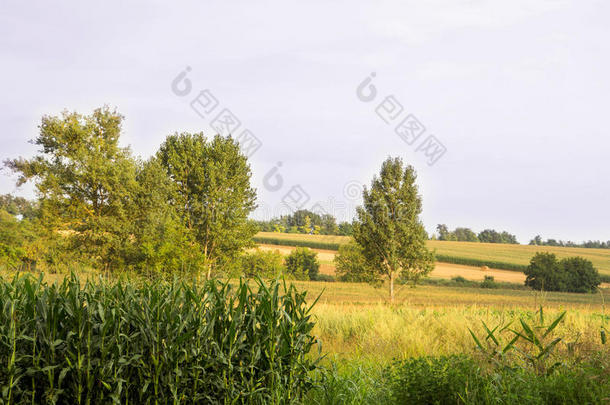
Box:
1 269 608 403
255 232 610 276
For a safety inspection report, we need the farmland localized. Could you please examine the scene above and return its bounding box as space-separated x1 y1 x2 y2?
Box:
255 232 610 276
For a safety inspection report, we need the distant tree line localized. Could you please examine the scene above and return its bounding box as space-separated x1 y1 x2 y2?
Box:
529 235 610 249
434 224 519 244
255 210 354 235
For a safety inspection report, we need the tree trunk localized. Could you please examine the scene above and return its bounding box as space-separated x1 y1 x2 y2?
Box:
389 271 395 303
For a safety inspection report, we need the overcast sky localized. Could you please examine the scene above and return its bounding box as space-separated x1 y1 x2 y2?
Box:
1 0 608 243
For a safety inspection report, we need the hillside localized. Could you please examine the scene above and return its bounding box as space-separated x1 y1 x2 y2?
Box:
254 232 610 276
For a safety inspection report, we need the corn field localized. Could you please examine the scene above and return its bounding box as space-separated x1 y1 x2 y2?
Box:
0 274 320 404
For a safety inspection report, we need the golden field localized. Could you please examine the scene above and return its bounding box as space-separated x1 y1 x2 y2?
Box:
1 269 607 364
255 232 610 275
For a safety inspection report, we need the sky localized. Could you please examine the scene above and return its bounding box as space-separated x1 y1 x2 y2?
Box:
0 0 608 244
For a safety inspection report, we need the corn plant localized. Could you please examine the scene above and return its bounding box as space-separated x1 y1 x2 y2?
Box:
469 307 567 375
0 273 322 404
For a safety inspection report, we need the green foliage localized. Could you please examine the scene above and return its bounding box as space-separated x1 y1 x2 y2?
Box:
468 307 567 375
353 157 434 301
0 194 37 220
480 275 497 289
0 274 320 403
385 355 610 404
284 247 320 281
0 209 27 270
477 229 519 244
435 254 528 272
156 132 257 278
240 249 284 279
334 241 380 284
525 253 601 293
5 107 139 272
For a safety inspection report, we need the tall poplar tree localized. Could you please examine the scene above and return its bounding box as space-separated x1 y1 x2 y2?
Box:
353 157 434 302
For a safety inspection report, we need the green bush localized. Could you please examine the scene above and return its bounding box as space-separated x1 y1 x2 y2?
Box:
525 253 601 293
386 355 610 404
0 274 320 403
480 275 497 289
239 248 284 278
313 274 336 282
334 241 378 283
285 247 320 280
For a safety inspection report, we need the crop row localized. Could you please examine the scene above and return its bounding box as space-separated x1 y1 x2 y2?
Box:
0 274 319 404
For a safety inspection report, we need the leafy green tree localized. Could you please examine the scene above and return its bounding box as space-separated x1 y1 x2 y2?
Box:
337 221 353 236
334 240 379 284
320 214 338 235
0 194 37 220
5 107 139 272
524 253 599 293
298 216 312 234
454 227 479 242
436 224 451 240
561 257 600 293
353 157 434 301
156 132 257 279
130 157 199 275
284 247 319 280
478 229 518 244
524 253 566 291
0 209 27 270
240 249 284 279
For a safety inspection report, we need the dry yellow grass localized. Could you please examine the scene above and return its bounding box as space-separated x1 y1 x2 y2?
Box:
2 268 607 363
258 244 526 283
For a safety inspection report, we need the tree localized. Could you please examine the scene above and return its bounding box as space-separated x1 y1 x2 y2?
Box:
240 248 284 279
561 257 600 293
320 214 338 235
453 227 479 242
352 157 434 302
524 252 600 293
334 240 379 284
524 253 566 291
156 132 257 279
436 224 451 241
337 222 353 236
284 247 319 280
5 107 139 272
130 157 197 275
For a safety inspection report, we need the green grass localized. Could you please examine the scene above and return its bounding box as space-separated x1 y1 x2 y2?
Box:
255 232 610 276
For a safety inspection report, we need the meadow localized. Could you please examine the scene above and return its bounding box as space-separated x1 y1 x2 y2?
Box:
1 268 608 403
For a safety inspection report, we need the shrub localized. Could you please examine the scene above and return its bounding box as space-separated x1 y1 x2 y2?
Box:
386 355 610 404
334 241 379 283
240 248 284 278
285 247 320 280
525 253 601 293
480 275 497 289
313 274 336 282
0 274 320 403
